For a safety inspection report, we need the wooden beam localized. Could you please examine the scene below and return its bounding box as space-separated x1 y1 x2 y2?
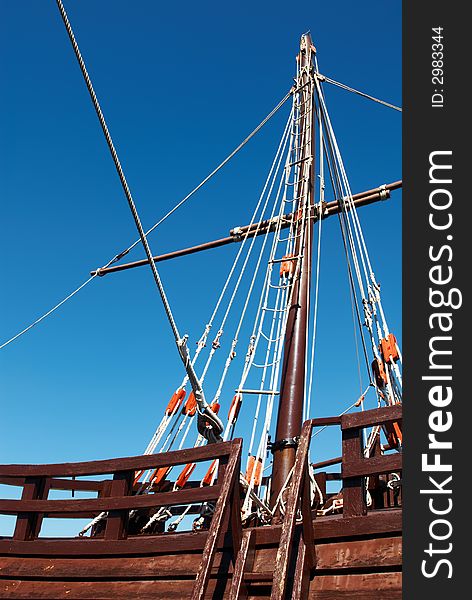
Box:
0 510 402 557
13 477 49 542
271 420 314 600
341 428 366 518
91 181 402 277
343 453 402 478
191 438 242 600
228 529 255 600
341 405 402 431
104 471 133 540
0 440 239 479
0 537 401 579
0 484 222 515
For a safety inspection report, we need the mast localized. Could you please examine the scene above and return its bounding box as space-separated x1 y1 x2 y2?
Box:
270 33 316 508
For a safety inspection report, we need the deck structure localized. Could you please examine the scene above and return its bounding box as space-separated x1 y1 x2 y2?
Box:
0 405 402 599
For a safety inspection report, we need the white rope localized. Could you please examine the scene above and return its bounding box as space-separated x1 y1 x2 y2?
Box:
304 199 322 422
318 73 402 112
128 109 296 493
135 107 295 473
311 387 371 438
0 84 292 353
242 79 314 515
315 67 402 403
0 276 96 350
318 77 395 348
193 109 294 391
212 120 293 403
237 108 301 451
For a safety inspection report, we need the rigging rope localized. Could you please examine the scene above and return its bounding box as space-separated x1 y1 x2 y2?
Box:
55 0 222 440
314 65 402 405
0 276 95 351
240 74 315 515
317 73 402 112
0 88 292 354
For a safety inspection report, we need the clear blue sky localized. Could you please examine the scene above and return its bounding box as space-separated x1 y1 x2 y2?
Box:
0 0 401 492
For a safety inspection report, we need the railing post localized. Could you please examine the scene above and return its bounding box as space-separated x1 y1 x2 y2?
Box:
13 476 49 541
192 440 242 600
229 529 254 600
271 420 315 600
342 427 366 517
104 470 133 540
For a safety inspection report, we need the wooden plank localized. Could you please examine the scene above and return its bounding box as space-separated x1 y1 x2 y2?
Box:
280 510 401 543
229 529 254 600
0 578 229 600
0 476 104 492
343 453 402 478
0 510 402 557
191 438 242 600
341 429 366 518
0 554 205 579
310 417 341 427
0 440 239 479
0 484 221 515
0 536 401 580
0 573 402 600
13 477 49 541
341 405 402 431
301 470 316 570
0 531 215 557
309 571 402 596
292 530 311 600
325 473 342 481
104 471 133 540
271 420 312 600
49 478 104 492
314 536 402 570
230 471 243 561
312 456 342 470
310 589 402 600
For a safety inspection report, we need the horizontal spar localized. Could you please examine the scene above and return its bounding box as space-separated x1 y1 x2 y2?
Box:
91 180 401 277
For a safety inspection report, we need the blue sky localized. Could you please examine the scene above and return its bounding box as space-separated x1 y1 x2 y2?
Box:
0 0 401 501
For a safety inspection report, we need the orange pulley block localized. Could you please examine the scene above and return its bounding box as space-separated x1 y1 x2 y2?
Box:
245 455 263 486
166 388 186 416
175 463 196 489
182 391 197 416
228 393 243 424
380 333 400 364
372 358 388 388
280 254 295 277
210 401 220 414
202 459 218 486
133 469 144 486
151 466 171 486
384 420 403 449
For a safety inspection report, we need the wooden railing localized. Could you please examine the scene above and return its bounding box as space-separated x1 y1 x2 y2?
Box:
341 404 402 517
0 407 401 599
268 403 402 599
0 439 243 600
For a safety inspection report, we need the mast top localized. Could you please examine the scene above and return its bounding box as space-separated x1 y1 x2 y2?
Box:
299 32 316 58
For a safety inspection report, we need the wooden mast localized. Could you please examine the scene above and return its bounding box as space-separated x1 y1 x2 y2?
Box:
270 33 316 508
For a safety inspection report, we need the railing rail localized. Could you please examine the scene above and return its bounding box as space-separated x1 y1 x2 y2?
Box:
0 441 233 478
0 440 242 544
269 404 402 598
